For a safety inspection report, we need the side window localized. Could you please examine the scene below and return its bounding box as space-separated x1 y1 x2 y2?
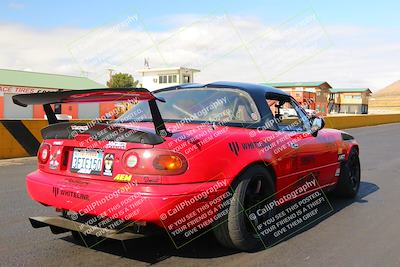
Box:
266 95 311 132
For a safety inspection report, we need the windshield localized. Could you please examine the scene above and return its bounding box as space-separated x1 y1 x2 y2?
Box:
116 88 260 125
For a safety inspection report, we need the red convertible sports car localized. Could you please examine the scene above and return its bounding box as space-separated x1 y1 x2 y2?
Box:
13 82 360 251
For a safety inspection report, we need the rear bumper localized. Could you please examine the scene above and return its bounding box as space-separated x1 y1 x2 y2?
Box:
26 170 229 228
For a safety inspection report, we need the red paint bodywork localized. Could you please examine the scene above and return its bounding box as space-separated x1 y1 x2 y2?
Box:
20 84 360 233
26 120 358 229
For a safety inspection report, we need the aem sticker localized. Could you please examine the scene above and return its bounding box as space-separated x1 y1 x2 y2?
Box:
114 174 132 182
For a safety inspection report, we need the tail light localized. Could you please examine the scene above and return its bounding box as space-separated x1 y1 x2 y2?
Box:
153 155 183 171
38 143 51 164
122 149 188 175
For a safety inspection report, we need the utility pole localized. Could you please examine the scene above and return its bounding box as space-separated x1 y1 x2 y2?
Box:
106 68 115 88
106 68 114 80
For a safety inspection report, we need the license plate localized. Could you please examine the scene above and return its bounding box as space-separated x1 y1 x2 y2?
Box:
70 149 103 175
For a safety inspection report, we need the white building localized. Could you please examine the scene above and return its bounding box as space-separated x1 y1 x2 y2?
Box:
137 67 200 91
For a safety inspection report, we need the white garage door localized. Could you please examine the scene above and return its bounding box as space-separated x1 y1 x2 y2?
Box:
3 93 32 119
78 103 99 119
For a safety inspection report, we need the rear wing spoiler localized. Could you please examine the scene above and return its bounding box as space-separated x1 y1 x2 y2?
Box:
12 88 170 136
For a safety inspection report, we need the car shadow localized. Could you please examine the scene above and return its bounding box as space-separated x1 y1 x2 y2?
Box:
256 181 380 250
62 230 238 264
61 181 379 264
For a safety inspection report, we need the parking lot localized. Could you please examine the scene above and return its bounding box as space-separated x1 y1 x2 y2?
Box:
1 123 399 267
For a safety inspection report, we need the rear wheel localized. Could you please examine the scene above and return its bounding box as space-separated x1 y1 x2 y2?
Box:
213 165 275 251
334 148 361 198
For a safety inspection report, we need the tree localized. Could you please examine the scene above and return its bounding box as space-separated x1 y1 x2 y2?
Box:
107 72 139 88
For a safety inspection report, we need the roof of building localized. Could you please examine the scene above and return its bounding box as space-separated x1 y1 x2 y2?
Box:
0 69 104 90
330 88 372 93
137 67 201 73
263 81 330 87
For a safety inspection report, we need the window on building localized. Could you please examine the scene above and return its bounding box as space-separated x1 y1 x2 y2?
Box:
159 75 177 84
344 95 361 100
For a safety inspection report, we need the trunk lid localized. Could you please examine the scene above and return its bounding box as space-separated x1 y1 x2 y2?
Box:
39 122 159 182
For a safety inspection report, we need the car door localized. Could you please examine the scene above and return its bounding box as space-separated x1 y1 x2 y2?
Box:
287 97 339 187
265 94 338 189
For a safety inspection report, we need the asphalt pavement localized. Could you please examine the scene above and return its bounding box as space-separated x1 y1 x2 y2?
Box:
1 123 399 267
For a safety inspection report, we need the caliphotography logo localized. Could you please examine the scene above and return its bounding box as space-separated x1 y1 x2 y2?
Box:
0 0 398 266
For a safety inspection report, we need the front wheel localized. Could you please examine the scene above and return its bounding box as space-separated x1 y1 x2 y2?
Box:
213 165 275 251
334 148 361 198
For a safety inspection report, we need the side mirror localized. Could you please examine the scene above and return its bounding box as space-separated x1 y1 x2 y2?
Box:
311 117 325 137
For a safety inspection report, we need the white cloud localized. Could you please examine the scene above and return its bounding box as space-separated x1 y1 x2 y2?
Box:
0 23 86 75
8 2 25 10
0 15 399 92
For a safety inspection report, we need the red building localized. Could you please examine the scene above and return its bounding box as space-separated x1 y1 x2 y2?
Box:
0 69 104 119
264 81 332 115
286 90 316 110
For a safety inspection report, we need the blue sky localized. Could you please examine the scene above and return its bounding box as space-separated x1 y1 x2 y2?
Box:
0 0 399 91
1 0 399 29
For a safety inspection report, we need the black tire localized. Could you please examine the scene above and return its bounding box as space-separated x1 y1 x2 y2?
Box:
334 148 361 198
213 165 275 251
